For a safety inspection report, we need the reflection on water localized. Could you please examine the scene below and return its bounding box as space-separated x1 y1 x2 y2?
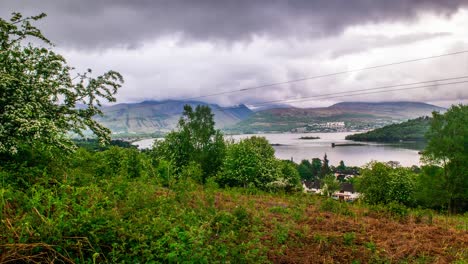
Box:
134 132 423 167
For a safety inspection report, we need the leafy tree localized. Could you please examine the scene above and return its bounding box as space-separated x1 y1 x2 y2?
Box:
278 160 302 192
322 174 341 197
311 158 322 179
422 104 468 213
297 159 313 180
217 136 280 190
152 105 226 182
337 160 346 172
0 13 123 155
414 165 450 210
356 162 415 206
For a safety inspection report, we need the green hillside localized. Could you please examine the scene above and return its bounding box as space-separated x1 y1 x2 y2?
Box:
345 116 431 142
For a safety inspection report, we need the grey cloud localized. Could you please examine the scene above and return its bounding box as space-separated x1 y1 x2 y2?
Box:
1 0 466 48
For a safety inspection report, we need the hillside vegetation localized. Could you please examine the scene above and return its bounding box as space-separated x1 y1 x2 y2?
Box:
346 117 431 142
2 163 467 263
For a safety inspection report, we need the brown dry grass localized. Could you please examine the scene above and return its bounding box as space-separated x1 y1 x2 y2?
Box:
212 191 468 264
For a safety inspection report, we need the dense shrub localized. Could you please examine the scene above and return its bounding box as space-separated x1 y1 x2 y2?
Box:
356 162 416 206
216 136 284 190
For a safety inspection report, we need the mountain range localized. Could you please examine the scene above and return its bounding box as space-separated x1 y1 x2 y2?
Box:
229 101 445 133
95 100 445 136
95 100 252 135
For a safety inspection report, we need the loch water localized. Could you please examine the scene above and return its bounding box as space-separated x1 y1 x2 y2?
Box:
134 132 423 167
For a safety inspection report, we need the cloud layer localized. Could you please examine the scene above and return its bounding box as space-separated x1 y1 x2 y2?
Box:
1 1 468 107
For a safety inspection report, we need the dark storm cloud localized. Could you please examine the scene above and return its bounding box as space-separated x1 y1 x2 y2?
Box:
1 0 466 48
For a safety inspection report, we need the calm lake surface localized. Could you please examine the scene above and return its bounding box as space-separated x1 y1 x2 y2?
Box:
133 132 423 167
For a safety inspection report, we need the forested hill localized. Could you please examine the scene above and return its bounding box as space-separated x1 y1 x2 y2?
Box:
345 116 431 142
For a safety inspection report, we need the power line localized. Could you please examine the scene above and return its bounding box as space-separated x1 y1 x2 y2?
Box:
97 81 468 123
242 76 468 107
97 50 468 115
244 80 468 108
183 49 468 100
100 76 468 114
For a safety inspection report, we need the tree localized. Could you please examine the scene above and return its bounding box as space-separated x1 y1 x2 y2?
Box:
217 136 280 190
422 104 468 213
322 174 341 197
268 160 302 192
414 165 449 210
337 160 346 172
297 159 313 180
319 154 331 178
279 160 301 191
356 162 416 206
152 105 226 182
0 13 123 155
311 158 322 179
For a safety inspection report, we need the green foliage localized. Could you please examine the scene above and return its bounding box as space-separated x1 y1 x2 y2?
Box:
343 232 356 246
216 136 281 190
73 138 135 151
0 147 270 263
298 158 322 181
337 160 347 171
217 136 275 188
345 117 431 142
386 201 409 221
356 162 416 206
152 105 226 183
311 158 322 179
320 198 353 216
269 160 302 192
322 174 341 197
298 159 313 180
422 104 468 213
414 165 449 210
1 144 466 262
0 13 123 155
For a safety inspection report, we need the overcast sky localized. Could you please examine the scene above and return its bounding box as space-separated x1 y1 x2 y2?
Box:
2 0 468 108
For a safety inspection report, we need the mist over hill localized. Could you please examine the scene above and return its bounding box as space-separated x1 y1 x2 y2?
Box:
95 100 252 135
95 100 445 136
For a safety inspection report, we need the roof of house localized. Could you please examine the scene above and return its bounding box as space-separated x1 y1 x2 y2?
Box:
302 180 321 189
340 182 355 193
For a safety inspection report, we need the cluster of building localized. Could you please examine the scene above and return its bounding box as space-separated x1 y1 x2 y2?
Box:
302 172 360 202
291 122 347 133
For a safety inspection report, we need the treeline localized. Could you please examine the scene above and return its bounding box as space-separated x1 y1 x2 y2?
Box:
345 116 431 142
73 138 136 151
356 161 467 212
150 105 302 192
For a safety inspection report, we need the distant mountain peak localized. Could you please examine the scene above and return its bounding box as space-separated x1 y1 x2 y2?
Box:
96 99 254 135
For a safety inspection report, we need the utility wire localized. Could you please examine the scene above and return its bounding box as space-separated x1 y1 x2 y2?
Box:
241 76 468 107
183 50 468 100
240 80 468 108
100 77 468 114
101 80 467 134
96 50 468 114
